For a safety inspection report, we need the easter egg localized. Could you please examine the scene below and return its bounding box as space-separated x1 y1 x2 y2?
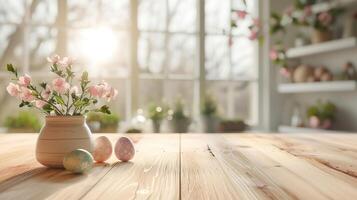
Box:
63 149 93 173
93 136 112 163
115 137 135 162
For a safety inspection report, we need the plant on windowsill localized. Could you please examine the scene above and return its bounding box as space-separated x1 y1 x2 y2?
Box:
4 111 42 133
147 103 167 133
168 99 191 133
5 54 118 168
201 94 219 133
87 112 120 133
218 118 247 133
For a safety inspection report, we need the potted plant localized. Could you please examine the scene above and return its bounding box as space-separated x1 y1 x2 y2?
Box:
307 101 336 129
87 112 120 133
147 103 166 133
168 99 191 133
4 111 42 133
218 118 247 133
5 54 118 168
201 95 219 133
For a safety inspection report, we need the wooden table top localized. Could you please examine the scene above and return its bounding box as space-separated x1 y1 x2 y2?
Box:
0 133 357 200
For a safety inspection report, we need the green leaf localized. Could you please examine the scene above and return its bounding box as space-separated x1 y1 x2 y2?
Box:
40 82 47 89
54 94 65 105
6 64 18 77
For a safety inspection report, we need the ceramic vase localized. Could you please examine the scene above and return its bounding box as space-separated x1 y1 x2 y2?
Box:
169 118 191 133
201 115 218 133
36 116 94 168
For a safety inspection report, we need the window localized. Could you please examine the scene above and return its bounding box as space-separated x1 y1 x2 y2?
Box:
0 0 259 128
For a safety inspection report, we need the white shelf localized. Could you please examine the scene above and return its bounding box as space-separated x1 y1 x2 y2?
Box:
286 37 357 58
278 126 348 134
278 81 357 93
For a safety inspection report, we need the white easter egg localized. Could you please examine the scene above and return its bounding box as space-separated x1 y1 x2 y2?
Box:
93 136 113 163
115 137 135 162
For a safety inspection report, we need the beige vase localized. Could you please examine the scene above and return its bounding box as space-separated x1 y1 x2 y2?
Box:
36 116 94 168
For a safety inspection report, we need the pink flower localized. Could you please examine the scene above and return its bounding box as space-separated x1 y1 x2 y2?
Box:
52 78 70 94
318 12 332 26
58 57 73 68
89 85 104 97
19 87 34 102
35 100 47 108
279 68 291 78
103 87 118 102
6 83 21 97
236 10 247 19
18 74 31 87
41 85 51 100
70 86 80 96
47 54 60 64
248 30 258 40
269 49 278 60
309 116 320 128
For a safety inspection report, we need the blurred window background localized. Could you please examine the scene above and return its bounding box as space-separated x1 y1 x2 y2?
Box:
0 0 259 132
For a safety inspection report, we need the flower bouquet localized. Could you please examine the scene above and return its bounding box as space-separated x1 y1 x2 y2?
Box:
5 55 118 168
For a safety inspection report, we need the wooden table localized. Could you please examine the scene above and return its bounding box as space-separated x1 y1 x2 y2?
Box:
0 133 357 199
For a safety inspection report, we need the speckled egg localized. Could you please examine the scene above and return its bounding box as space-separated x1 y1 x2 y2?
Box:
115 137 135 162
93 136 112 163
63 149 94 173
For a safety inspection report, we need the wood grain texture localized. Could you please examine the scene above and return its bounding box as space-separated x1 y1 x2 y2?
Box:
0 133 357 200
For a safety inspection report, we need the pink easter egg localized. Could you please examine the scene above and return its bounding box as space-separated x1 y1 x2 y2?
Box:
93 136 113 163
115 137 135 162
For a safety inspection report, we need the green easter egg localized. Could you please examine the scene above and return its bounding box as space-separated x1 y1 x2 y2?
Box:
63 149 94 174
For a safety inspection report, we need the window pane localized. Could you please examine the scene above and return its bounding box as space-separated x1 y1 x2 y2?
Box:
205 0 230 34
68 28 129 77
164 80 194 115
231 37 257 78
205 35 229 79
206 81 257 124
0 25 23 69
168 34 195 75
168 0 196 32
138 0 166 31
138 79 164 109
29 26 57 72
0 0 26 23
138 33 165 74
31 0 57 25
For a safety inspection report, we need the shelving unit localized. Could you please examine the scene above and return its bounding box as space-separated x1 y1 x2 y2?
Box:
278 81 357 93
292 0 357 17
278 125 348 134
286 37 357 58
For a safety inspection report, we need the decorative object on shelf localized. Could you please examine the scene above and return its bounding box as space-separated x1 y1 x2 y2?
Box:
4 111 42 133
87 112 120 133
93 136 112 163
5 55 118 168
307 101 336 129
295 33 310 47
148 103 167 133
167 99 191 133
218 119 246 133
342 11 357 38
115 137 135 162
230 1 262 43
201 94 219 133
293 64 313 82
291 103 304 127
63 149 94 174
342 61 357 80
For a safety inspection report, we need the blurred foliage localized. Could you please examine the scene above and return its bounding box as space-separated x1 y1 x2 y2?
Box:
201 94 217 116
87 112 120 128
170 99 190 121
125 128 142 133
147 103 167 122
4 111 42 132
307 101 336 120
